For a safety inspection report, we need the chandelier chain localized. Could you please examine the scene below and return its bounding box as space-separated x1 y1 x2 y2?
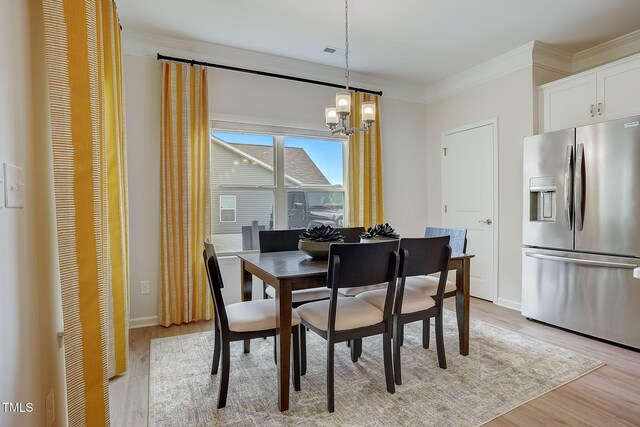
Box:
344 0 349 91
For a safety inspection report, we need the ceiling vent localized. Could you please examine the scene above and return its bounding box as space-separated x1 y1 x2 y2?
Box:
323 46 346 56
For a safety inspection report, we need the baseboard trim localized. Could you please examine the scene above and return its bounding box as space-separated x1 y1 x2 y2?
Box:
130 316 160 329
496 298 522 312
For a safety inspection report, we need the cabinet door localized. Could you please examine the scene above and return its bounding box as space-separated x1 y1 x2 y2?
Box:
542 74 596 132
596 57 640 121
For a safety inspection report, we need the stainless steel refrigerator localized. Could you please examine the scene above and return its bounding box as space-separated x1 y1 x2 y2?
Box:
522 115 640 349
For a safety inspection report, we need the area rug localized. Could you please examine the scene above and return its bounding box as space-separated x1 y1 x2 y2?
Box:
149 310 603 426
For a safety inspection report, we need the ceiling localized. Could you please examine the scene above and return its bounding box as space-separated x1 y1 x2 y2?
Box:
117 0 640 87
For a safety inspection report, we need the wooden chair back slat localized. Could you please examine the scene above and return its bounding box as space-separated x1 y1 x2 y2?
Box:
327 241 400 289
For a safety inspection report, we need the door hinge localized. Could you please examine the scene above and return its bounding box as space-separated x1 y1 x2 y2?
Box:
444 204 448 213
443 147 448 156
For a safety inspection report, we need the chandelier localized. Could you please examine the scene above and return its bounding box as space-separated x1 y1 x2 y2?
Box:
324 0 375 136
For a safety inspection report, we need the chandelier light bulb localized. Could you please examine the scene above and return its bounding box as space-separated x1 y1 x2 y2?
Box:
362 101 376 122
336 92 351 113
325 106 339 125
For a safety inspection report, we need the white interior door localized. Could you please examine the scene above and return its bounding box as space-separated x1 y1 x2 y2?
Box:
442 120 497 301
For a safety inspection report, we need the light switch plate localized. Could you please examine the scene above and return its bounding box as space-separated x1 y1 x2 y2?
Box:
4 162 24 208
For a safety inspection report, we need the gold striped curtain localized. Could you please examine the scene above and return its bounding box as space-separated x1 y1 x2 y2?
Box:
348 93 385 227
160 62 213 327
42 0 129 425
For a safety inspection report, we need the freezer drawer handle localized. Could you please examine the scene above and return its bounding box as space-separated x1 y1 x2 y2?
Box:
525 252 637 269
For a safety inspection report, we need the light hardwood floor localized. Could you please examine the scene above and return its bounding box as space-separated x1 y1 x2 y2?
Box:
109 298 640 426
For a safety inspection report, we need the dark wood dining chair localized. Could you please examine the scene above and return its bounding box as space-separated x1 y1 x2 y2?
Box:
403 227 466 315
395 227 465 349
259 227 365 371
296 240 399 412
356 236 452 385
203 239 302 408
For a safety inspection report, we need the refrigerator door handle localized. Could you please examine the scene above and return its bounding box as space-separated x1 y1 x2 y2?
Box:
564 145 574 230
525 252 638 269
574 143 585 231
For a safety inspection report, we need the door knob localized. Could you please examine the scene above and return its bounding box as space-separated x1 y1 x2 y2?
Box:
478 219 492 225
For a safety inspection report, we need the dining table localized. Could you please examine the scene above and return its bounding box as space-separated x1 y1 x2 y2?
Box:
237 250 474 412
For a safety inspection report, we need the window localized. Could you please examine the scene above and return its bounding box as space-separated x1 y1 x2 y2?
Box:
209 128 347 254
219 195 236 222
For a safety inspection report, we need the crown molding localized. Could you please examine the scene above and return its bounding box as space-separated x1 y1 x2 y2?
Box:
424 41 535 103
121 30 426 103
572 28 640 73
422 30 640 105
425 41 573 103
532 41 573 74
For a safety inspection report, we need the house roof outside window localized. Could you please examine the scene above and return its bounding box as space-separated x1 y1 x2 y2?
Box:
212 137 331 186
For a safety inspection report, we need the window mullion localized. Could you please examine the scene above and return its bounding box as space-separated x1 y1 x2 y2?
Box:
274 135 287 229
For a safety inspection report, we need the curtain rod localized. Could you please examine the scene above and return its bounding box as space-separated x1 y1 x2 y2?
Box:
156 53 383 97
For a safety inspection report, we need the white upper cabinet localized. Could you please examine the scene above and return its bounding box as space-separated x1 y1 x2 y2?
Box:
540 74 596 132
596 58 640 121
539 54 640 132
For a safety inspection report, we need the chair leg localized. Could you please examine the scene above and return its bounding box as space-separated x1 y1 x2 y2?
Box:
399 324 404 347
243 339 250 354
423 318 431 349
327 341 335 413
435 313 447 369
383 331 395 394
393 318 402 386
212 321 221 375
300 326 307 376
217 340 231 409
350 339 362 363
292 326 301 391
262 283 269 339
273 336 278 364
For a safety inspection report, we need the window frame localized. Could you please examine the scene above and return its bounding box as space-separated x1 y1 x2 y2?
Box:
219 195 237 223
210 121 349 255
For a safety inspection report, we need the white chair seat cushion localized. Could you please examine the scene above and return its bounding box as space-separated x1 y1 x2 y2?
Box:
338 283 387 297
265 285 331 303
404 275 456 296
357 288 435 314
296 298 384 331
226 299 301 332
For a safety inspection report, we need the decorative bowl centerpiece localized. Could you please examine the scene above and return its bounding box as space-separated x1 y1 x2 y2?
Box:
359 223 400 242
298 225 344 258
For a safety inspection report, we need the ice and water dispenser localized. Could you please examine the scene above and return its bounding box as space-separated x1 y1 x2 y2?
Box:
528 176 556 222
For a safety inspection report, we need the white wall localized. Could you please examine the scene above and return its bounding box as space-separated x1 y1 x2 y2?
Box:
425 68 534 306
124 53 427 321
124 54 163 326
0 1 66 426
381 97 429 238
